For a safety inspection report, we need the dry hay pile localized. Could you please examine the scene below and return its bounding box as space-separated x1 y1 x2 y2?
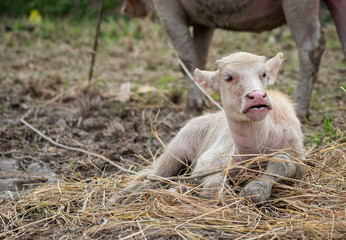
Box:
0 142 345 239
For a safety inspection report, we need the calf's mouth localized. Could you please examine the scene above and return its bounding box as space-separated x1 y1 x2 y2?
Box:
245 104 271 113
241 101 273 121
242 103 272 113
247 104 269 111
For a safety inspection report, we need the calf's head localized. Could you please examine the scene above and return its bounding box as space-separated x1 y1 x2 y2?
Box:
194 52 283 122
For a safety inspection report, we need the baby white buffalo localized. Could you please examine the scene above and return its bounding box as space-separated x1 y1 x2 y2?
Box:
116 52 305 203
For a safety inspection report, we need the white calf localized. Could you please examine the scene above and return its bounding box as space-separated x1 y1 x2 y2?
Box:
115 52 305 203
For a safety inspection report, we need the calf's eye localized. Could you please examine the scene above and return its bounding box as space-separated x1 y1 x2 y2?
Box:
224 75 233 82
262 72 267 78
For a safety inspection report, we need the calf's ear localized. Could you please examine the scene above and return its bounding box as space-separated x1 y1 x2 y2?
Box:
265 52 283 85
194 68 219 95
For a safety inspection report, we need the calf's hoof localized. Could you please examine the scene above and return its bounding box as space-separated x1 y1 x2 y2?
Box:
239 180 273 203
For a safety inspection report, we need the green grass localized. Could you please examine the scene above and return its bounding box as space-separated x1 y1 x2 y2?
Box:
157 75 176 89
326 24 342 49
3 106 9 113
68 160 75 170
101 17 145 45
309 115 343 145
0 0 122 19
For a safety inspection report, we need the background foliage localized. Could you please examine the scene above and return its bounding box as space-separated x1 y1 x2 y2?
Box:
0 0 121 18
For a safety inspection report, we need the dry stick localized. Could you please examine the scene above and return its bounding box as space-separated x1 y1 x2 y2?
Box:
175 200 241 230
341 86 346 92
177 58 223 111
88 0 104 87
20 109 136 175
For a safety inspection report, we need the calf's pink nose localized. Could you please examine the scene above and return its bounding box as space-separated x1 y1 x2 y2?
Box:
246 91 267 101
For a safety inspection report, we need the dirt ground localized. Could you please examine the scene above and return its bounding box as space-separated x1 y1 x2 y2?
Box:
0 15 345 239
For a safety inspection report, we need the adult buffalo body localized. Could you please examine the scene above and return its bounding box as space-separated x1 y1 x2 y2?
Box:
122 0 346 117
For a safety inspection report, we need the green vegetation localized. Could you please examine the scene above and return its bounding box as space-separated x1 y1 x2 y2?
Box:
310 115 344 145
0 0 121 19
3 106 9 113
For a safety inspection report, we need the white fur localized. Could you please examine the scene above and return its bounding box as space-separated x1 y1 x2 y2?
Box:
115 52 305 203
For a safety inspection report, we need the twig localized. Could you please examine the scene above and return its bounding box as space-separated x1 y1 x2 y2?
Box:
20 109 136 175
136 220 148 240
341 86 346 93
177 58 223 111
43 84 79 106
246 227 286 240
175 200 241 230
88 0 104 86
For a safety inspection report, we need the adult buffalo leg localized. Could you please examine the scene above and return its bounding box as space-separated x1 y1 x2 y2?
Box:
191 24 214 109
153 0 214 114
324 0 346 58
282 0 326 118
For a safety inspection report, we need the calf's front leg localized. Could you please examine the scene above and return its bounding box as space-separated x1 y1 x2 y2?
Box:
240 154 305 203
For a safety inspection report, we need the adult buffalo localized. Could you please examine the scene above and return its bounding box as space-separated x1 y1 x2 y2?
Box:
122 0 346 118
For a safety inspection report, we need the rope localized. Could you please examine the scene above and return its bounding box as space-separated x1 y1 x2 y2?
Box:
177 58 224 111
